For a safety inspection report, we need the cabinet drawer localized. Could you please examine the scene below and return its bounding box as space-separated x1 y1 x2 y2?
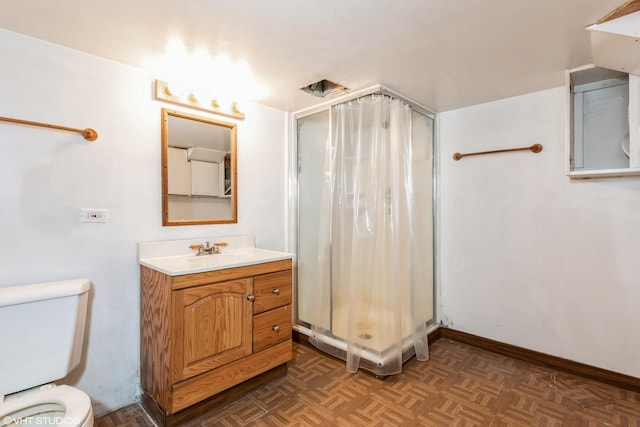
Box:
253 270 292 314
253 305 291 353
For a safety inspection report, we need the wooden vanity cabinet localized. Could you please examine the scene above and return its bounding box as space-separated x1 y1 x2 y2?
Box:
140 259 293 419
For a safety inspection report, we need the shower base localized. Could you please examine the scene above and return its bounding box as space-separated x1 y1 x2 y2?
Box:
296 322 437 376
331 304 412 352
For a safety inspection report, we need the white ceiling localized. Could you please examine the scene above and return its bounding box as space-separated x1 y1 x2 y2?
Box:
0 0 624 112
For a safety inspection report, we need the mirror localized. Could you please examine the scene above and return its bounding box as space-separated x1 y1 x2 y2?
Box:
161 108 237 225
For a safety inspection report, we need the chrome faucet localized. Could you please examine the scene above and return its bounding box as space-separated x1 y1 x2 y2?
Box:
189 241 228 256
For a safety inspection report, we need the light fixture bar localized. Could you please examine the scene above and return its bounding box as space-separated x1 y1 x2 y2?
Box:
154 80 245 120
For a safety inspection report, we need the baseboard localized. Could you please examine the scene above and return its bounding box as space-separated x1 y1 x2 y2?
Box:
438 328 640 393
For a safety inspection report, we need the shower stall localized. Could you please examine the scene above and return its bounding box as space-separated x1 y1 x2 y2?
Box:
292 86 436 376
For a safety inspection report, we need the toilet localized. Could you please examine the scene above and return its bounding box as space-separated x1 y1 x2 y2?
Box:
0 279 94 426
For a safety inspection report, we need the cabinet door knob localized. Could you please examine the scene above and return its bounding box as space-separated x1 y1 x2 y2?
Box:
246 294 255 302
272 325 280 332
272 288 280 295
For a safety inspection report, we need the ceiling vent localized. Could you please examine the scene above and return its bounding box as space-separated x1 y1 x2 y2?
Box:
301 79 349 97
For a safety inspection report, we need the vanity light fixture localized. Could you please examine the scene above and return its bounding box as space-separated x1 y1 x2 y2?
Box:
154 79 245 120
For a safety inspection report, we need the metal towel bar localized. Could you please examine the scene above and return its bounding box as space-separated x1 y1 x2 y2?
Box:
0 115 98 141
453 144 542 161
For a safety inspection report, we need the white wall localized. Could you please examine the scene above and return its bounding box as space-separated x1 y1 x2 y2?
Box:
440 86 640 378
0 28 287 415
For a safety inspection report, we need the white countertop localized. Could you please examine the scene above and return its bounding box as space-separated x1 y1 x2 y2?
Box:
138 235 293 276
140 247 293 276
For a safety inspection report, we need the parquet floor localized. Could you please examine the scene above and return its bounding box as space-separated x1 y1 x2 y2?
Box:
95 339 640 426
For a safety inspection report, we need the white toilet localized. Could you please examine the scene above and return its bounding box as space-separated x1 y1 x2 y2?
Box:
0 279 94 426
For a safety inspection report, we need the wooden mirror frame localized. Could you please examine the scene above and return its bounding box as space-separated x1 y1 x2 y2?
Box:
161 108 238 225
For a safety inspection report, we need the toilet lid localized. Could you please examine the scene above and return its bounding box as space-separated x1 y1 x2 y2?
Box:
0 385 91 425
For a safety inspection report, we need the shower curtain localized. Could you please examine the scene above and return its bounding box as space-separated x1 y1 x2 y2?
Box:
307 94 431 375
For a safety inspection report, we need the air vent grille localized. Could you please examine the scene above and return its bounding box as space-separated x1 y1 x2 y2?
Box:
301 79 349 97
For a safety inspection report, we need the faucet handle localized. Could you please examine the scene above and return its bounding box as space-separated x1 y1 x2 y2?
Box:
213 242 228 253
189 244 205 256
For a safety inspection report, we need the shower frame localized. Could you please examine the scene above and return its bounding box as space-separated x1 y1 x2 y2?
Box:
288 84 440 369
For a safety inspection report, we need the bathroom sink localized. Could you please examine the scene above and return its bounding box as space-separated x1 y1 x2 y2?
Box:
139 247 293 276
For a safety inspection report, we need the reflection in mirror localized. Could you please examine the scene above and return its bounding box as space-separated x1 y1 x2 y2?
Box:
162 108 237 225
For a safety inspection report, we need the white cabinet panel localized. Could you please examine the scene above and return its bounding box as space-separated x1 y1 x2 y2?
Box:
168 147 190 195
567 65 640 178
191 160 219 196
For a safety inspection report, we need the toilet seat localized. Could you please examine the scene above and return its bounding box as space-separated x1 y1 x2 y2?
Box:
0 385 92 426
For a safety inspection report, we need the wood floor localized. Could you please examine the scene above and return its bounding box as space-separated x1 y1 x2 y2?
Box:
95 339 640 426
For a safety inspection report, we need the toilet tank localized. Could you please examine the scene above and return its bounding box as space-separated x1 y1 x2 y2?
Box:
0 279 90 396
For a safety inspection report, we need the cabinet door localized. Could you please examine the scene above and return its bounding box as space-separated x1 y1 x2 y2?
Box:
167 147 190 195
172 278 252 382
190 160 220 196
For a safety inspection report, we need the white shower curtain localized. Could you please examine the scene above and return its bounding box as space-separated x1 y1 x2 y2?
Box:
308 94 431 375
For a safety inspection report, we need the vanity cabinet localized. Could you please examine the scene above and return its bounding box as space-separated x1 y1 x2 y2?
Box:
140 259 293 419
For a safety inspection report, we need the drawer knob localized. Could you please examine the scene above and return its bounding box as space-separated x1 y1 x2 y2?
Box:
246 294 255 302
272 288 280 295
272 325 280 332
